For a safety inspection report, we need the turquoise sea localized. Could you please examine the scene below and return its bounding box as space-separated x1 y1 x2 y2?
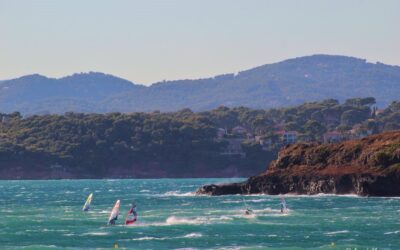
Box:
0 179 399 249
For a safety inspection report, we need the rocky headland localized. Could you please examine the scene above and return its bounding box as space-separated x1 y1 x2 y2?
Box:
197 131 400 196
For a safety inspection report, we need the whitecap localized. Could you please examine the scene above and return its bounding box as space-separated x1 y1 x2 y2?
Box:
162 191 195 197
247 199 268 203
384 230 400 235
324 230 349 235
166 216 206 225
183 233 202 238
81 232 109 236
221 200 241 204
132 236 167 241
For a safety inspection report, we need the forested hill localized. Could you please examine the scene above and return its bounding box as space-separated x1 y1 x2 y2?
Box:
0 97 400 179
1 55 400 114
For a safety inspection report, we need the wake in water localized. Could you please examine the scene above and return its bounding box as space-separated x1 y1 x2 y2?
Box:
132 233 203 241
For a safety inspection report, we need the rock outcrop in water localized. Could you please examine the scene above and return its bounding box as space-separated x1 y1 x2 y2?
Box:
197 131 400 196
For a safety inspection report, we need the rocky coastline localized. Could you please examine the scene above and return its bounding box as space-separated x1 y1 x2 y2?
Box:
197 131 400 197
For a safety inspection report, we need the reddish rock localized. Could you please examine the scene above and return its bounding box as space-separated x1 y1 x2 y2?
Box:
197 131 400 196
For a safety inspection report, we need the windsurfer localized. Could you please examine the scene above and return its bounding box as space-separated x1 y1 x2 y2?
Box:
125 202 137 225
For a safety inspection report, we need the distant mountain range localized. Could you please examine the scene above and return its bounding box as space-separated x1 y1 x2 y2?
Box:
1 54 400 114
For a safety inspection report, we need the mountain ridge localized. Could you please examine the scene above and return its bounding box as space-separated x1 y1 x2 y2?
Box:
1 54 400 114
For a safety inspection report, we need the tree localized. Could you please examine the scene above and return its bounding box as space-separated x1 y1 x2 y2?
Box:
340 108 371 126
304 120 326 139
345 97 376 107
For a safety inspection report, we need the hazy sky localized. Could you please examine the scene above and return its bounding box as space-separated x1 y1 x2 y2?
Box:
1 0 399 85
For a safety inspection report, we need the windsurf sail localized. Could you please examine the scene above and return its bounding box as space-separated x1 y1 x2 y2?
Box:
280 197 288 213
108 200 120 225
125 201 137 225
82 193 93 211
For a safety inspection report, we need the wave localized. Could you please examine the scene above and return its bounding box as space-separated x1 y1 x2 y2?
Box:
98 210 110 214
324 230 349 235
16 245 58 249
253 207 290 215
384 230 400 235
132 236 166 241
278 193 362 198
132 233 202 241
165 215 235 226
81 232 109 236
247 199 269 203
166 216 206 225
183 233 202 238
221 200 242 204
162 191 195 197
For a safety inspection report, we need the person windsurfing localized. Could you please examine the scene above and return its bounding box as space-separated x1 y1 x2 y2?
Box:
125 201 137 225
242 197 253 215
280 197 288 214
82 193 93 212
245 208 253 215
108 200 120 225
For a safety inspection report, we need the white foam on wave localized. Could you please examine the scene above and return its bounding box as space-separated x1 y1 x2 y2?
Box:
140 189 150 193
221 200 242 204
133 236 165 241
81 232 109 236
132 233 202 241
183 233 202 238
283 193 362 198
162 191 195 197
242 199 269 203
241 213 257 219
18 245 58 248
165 215 235 225
384 230 400 235
166 216 206 225
253 207 288 215
324 230 349 235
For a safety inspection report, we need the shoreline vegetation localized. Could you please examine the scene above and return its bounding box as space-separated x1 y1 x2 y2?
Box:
0 97 400 180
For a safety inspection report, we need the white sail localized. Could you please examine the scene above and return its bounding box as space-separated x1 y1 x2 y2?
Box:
82 193 93 211
280 197 288 213
108 200 120 225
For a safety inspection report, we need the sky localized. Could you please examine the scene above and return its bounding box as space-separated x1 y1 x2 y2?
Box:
0 0 399 85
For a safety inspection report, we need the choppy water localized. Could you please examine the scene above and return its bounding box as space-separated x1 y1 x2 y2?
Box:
0 179 399 249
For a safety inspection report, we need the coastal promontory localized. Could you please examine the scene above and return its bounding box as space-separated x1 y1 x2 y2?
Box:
197 131 400 196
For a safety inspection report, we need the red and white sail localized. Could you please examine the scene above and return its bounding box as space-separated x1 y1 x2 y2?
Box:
125 202 137 225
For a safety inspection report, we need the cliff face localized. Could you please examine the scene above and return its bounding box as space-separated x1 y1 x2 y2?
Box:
197 131 400 196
